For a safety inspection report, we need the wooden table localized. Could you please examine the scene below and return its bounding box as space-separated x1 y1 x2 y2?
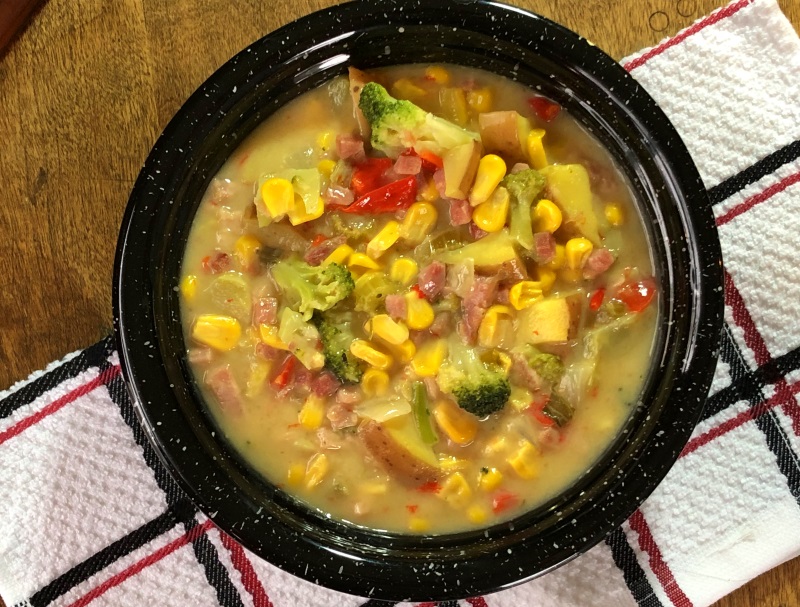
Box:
1 0 798 605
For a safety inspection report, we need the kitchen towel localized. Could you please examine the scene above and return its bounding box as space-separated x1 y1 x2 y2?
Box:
2 0 800 605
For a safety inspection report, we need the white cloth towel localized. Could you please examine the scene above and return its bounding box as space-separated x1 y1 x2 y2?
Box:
2 0 800 605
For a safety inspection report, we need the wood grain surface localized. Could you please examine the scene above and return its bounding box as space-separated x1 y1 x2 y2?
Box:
1 1 798 606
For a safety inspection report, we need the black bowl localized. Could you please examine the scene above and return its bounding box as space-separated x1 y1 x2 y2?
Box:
113 0 723 601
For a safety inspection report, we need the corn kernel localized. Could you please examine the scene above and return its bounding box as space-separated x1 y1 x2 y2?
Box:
438 455 468 472
305 453 329 489
391 78 427 102
347 252 382 271
425 65 450 84
491 351 513 376
437 472 472 508
478 467 504 492
432 400 479 445
180 274 197 302
350 339 393 370
287 195 324 226
399 202 438 244
360 482 388 495
469 154 507 207
478 305 513 348
316 131 334 153
317 159 336 178
507 440 539 480
411 338 448 376
234 234 261 270
420 178 439 202
390 258 419 285
472 186 509 233
384 339 416 364
509 281 544 310
323 244 354 266
361 368 390 397
565 237 594 270
298 395 326 430
467 504 489 524
287 463 305 487
408 516 430 532
531 267 557 292
527 128 548 170
246 359 271 398
404 291 435 330
259 324 289 350
466 87 492 113
532 199 562 233
367 220 401 259
509 386 533 412
485 435 508 455
605 202 625 226
260 177 294 220
192 315 242 351
545 243 566 270
364 314 409 346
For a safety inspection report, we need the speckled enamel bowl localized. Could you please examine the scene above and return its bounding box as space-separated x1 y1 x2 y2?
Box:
113 0 723 600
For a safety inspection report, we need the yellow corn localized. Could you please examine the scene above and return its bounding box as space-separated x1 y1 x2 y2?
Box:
509 386 533 412
466 87 493 113
287 194 324 226
347 252 382 272
420 178 439 202
439 455 468 472
483 350 512 376
323 244 354 266
484 435 508 455
367 220 401 259
509 281 544 310
287 463 305 487
605 202 625 226
404 291 435 330
350 339 393 370
298 395 326 430
565 237 594 270
234 234 261 270
391 78 427 102
530 267 557 292
259 324 289 350
532 199 562 233
478 305 513 348
361 368 390 397
317 159 336 178
432 399 479 445
411 339 448 376
469 154 507 206
467 504 489 524
527 128 548 170
437 472 472 508
478 467 504 492
425 65 450 84
180 275 197 302
408 516 430 532
390 258 419 285
507 440 539 480
384 339 416 364
305 453 329 489
246 359 271 398
316 131 334 153
260 177 294 220
192 315 241 351
364 314 409 345
360 482 388 495
545 243 566 270
472 186 509 233
399 202 438 244
439 87 469 126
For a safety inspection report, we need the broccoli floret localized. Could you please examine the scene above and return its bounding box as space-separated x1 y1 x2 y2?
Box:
502 169 546 251
271 257 354 320
312 311 364 384
516 344 565 387
358 82 479 157
437 339 511 417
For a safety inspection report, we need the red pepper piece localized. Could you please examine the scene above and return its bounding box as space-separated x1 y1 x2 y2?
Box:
589 287 605 311
491 490 520 514
403 148 443 172
341 176 418 214
310 234 327 248
350 157 393 197
615 277 657 312
528 96 561 122
271 355 296 390
410 284 426 299
406 504 419 514
416 480 441 493
527 396 556 427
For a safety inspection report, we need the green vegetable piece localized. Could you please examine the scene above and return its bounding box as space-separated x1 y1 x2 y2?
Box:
502 168 546 250
438 229 519 267
437 338 510 417
358 82 479 158
543 393 574 427
412 381 439 446
277 307 325 370
516 344 565 387
271 257 354 320
312 311 364 384
353 271 400 314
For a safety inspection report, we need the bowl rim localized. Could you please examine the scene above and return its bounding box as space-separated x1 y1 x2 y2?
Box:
113 0 724 600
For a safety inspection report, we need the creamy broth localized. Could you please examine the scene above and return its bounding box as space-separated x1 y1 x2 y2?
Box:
180 64 657 534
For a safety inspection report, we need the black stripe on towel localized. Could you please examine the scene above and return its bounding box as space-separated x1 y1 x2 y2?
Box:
358 601 399 606
708 139 800 205
606 527 665 607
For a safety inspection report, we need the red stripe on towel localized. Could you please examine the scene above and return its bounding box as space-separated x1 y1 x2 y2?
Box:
628 510 694 607
0 365 121 446
466 598 489 607
724 270 771 366
623 0 753 71
219 531 275 607
66 519 214 607
716 170 800 226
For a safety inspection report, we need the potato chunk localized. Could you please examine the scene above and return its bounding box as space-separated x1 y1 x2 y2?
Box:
540 164 601 245
517 293 582 345
478 111 531 163
359 420 441 485
443 140 482 199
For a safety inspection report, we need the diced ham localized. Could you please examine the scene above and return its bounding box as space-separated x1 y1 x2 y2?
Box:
483 258 528 282
278 362 313 399
459 303 487 344
537 426 562 449
255 342 283 360
327 403 358 430
312 371 342 397
394 153 423 175
206 366 242 415
253 297 278 325
495 285 510 305
510 162 530 174
325 185 355 207
583 248 615 280
336 134 365 162
423 376 441 401
418 261 446 300
469 222 489 240
533 231 556 265
304 235 348 266
187 347 213 366
384 293 407 320
317 427 343 450
467 276 499 308
449 198 472 226
458 276 499 343
429 312 453 338
510 353 544 393
202 251 231 274
433 169 448 198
